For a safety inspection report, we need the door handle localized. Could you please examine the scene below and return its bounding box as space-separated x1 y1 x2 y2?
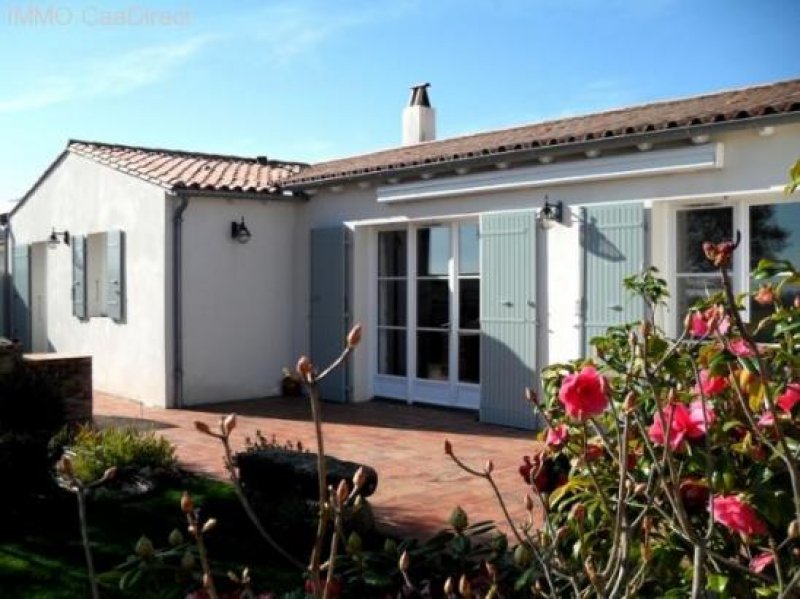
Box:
608 304 623 311
501 300 513 307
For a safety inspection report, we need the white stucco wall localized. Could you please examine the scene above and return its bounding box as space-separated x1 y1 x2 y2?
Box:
180 196 300 405
295 123 800 403
9 152 169 405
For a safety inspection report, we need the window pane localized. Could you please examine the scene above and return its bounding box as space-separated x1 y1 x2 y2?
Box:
378 230 407 277
378 329 406 376
417 226 450 276
459 334 480 384
676 276 721 318
417 280 450 328
749 203 800 270
459 279 480 329
676 208 733 273
417 331 449 380
459 223 479 275
378 280 406 326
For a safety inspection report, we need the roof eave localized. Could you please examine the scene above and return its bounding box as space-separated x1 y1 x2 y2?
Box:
282 111 800 191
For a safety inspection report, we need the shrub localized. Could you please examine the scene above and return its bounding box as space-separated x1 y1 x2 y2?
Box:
68 425 177 483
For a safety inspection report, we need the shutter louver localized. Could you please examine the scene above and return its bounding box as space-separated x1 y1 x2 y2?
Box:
106 230 125 322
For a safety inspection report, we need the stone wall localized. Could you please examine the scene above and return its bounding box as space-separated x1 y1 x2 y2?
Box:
22 353 93 424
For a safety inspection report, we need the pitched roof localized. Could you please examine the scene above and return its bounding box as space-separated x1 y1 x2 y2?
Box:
68 140 307 194
285 78 800 186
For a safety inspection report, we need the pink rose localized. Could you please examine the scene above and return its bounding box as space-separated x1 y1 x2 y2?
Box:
710 495 768 536
545 423 568 449
690 306 730 338
648 400 715 451
750 552 775 574
694 369 728 396
777 383 800 413
728 338 755 357
558 366 609 420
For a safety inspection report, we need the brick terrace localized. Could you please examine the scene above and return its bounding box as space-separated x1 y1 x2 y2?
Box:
95 393 543 539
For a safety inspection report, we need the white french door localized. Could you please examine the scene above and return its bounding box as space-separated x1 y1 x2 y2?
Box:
374 220 480 409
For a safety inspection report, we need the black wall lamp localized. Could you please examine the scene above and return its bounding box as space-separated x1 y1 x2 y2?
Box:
538 196 563 228
48 228 70 249
231 217 252 244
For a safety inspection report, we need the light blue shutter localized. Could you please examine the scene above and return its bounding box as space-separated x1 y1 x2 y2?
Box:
72 235 87 319
310 227 350 402
583 203 646 355
106 230 125 322
12 244 30 350
479 211 538 429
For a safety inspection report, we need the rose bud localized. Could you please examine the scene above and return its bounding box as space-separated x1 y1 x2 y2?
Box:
346 323 363 348
180 550 195 569
444 439 453 455
398 549 410 572
168 528 184 546
623 391 637 414
135 535 155 559
101 467 117 482
222 414 237 436
514 544 533 567
443 577 455 596
524 494 534 511
345 531 362 554
789 520 800 539
336 479 349 504
485 459 494 475
203 572 213 589
296 355 313 380
57 455 74 478
754 284 776 306
449 505 469 533
524 386 538 405
201 518 217 534
195 421 212 435
180 491 194 514
458 574 472 598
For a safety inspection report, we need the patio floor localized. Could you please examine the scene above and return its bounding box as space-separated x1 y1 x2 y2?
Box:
94 392 543 540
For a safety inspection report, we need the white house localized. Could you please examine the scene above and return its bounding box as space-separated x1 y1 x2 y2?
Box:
3 78 800 428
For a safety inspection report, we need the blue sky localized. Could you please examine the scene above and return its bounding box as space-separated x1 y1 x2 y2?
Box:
0 0 798 205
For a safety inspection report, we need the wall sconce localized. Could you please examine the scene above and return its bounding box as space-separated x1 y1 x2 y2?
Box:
538 197 563 229
231 217 252 244
48 228 70 249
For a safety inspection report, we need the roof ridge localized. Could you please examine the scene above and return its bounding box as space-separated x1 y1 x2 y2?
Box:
68 138 307 167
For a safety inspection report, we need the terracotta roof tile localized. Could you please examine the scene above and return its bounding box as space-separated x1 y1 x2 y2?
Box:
285 78 800 186
68 140 306 194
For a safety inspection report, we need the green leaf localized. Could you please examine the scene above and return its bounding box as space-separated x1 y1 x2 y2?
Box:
706 573 729 594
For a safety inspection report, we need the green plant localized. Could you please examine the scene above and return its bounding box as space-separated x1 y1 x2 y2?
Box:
68 425 177 483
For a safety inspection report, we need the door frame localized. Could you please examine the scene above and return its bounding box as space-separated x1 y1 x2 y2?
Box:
372 217 481 409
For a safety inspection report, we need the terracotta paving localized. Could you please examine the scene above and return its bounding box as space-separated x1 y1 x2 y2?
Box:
94 393 543 540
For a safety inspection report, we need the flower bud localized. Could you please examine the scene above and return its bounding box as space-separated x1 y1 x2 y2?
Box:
754 284 776 306
222 414 237 436
195 421 212 435
484 459 494 475
524 387 538 405
398 549 410 572
296 355 313 380
201 518 217 534
458 574 472 598
449 505 469 533
524 494 534 512
484 560 498 579
634 482 647 496
168 528 184 546
336 479 349 505
514 543 533 567
346 531 362 555
346 323 363 348
352 466 366 490
180 491 194 514
795 295 800 310
101 466 117 482
180 550 195 570
444 439 453 455
135 535 155 559
353 494 364 511
443 576 455 595
623 391 637 414
203 572 213 589
383 538 398 555
789 520 800 539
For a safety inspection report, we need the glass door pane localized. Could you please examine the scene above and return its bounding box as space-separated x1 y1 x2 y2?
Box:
457 223 480 384
416 225 451 382
377 230 407 376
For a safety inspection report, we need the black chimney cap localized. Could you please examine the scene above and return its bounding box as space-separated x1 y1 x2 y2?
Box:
408 83 431 108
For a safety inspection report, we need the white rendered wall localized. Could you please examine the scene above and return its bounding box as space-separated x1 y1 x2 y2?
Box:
9 153 169 405
180 196 300 405
295 123 800 403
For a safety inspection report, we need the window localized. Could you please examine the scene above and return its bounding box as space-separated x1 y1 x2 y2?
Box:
73 230 125 322
377 230 407 376
673 201 800 331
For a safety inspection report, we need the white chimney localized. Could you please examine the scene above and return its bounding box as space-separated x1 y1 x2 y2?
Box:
402 83 436 145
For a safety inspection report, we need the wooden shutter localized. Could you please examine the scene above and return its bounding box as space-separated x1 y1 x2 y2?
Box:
12 244 31 350
479 211 538 429
106 230 125 322
309 227 350 402
582 203 646 355
72 235 87 319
